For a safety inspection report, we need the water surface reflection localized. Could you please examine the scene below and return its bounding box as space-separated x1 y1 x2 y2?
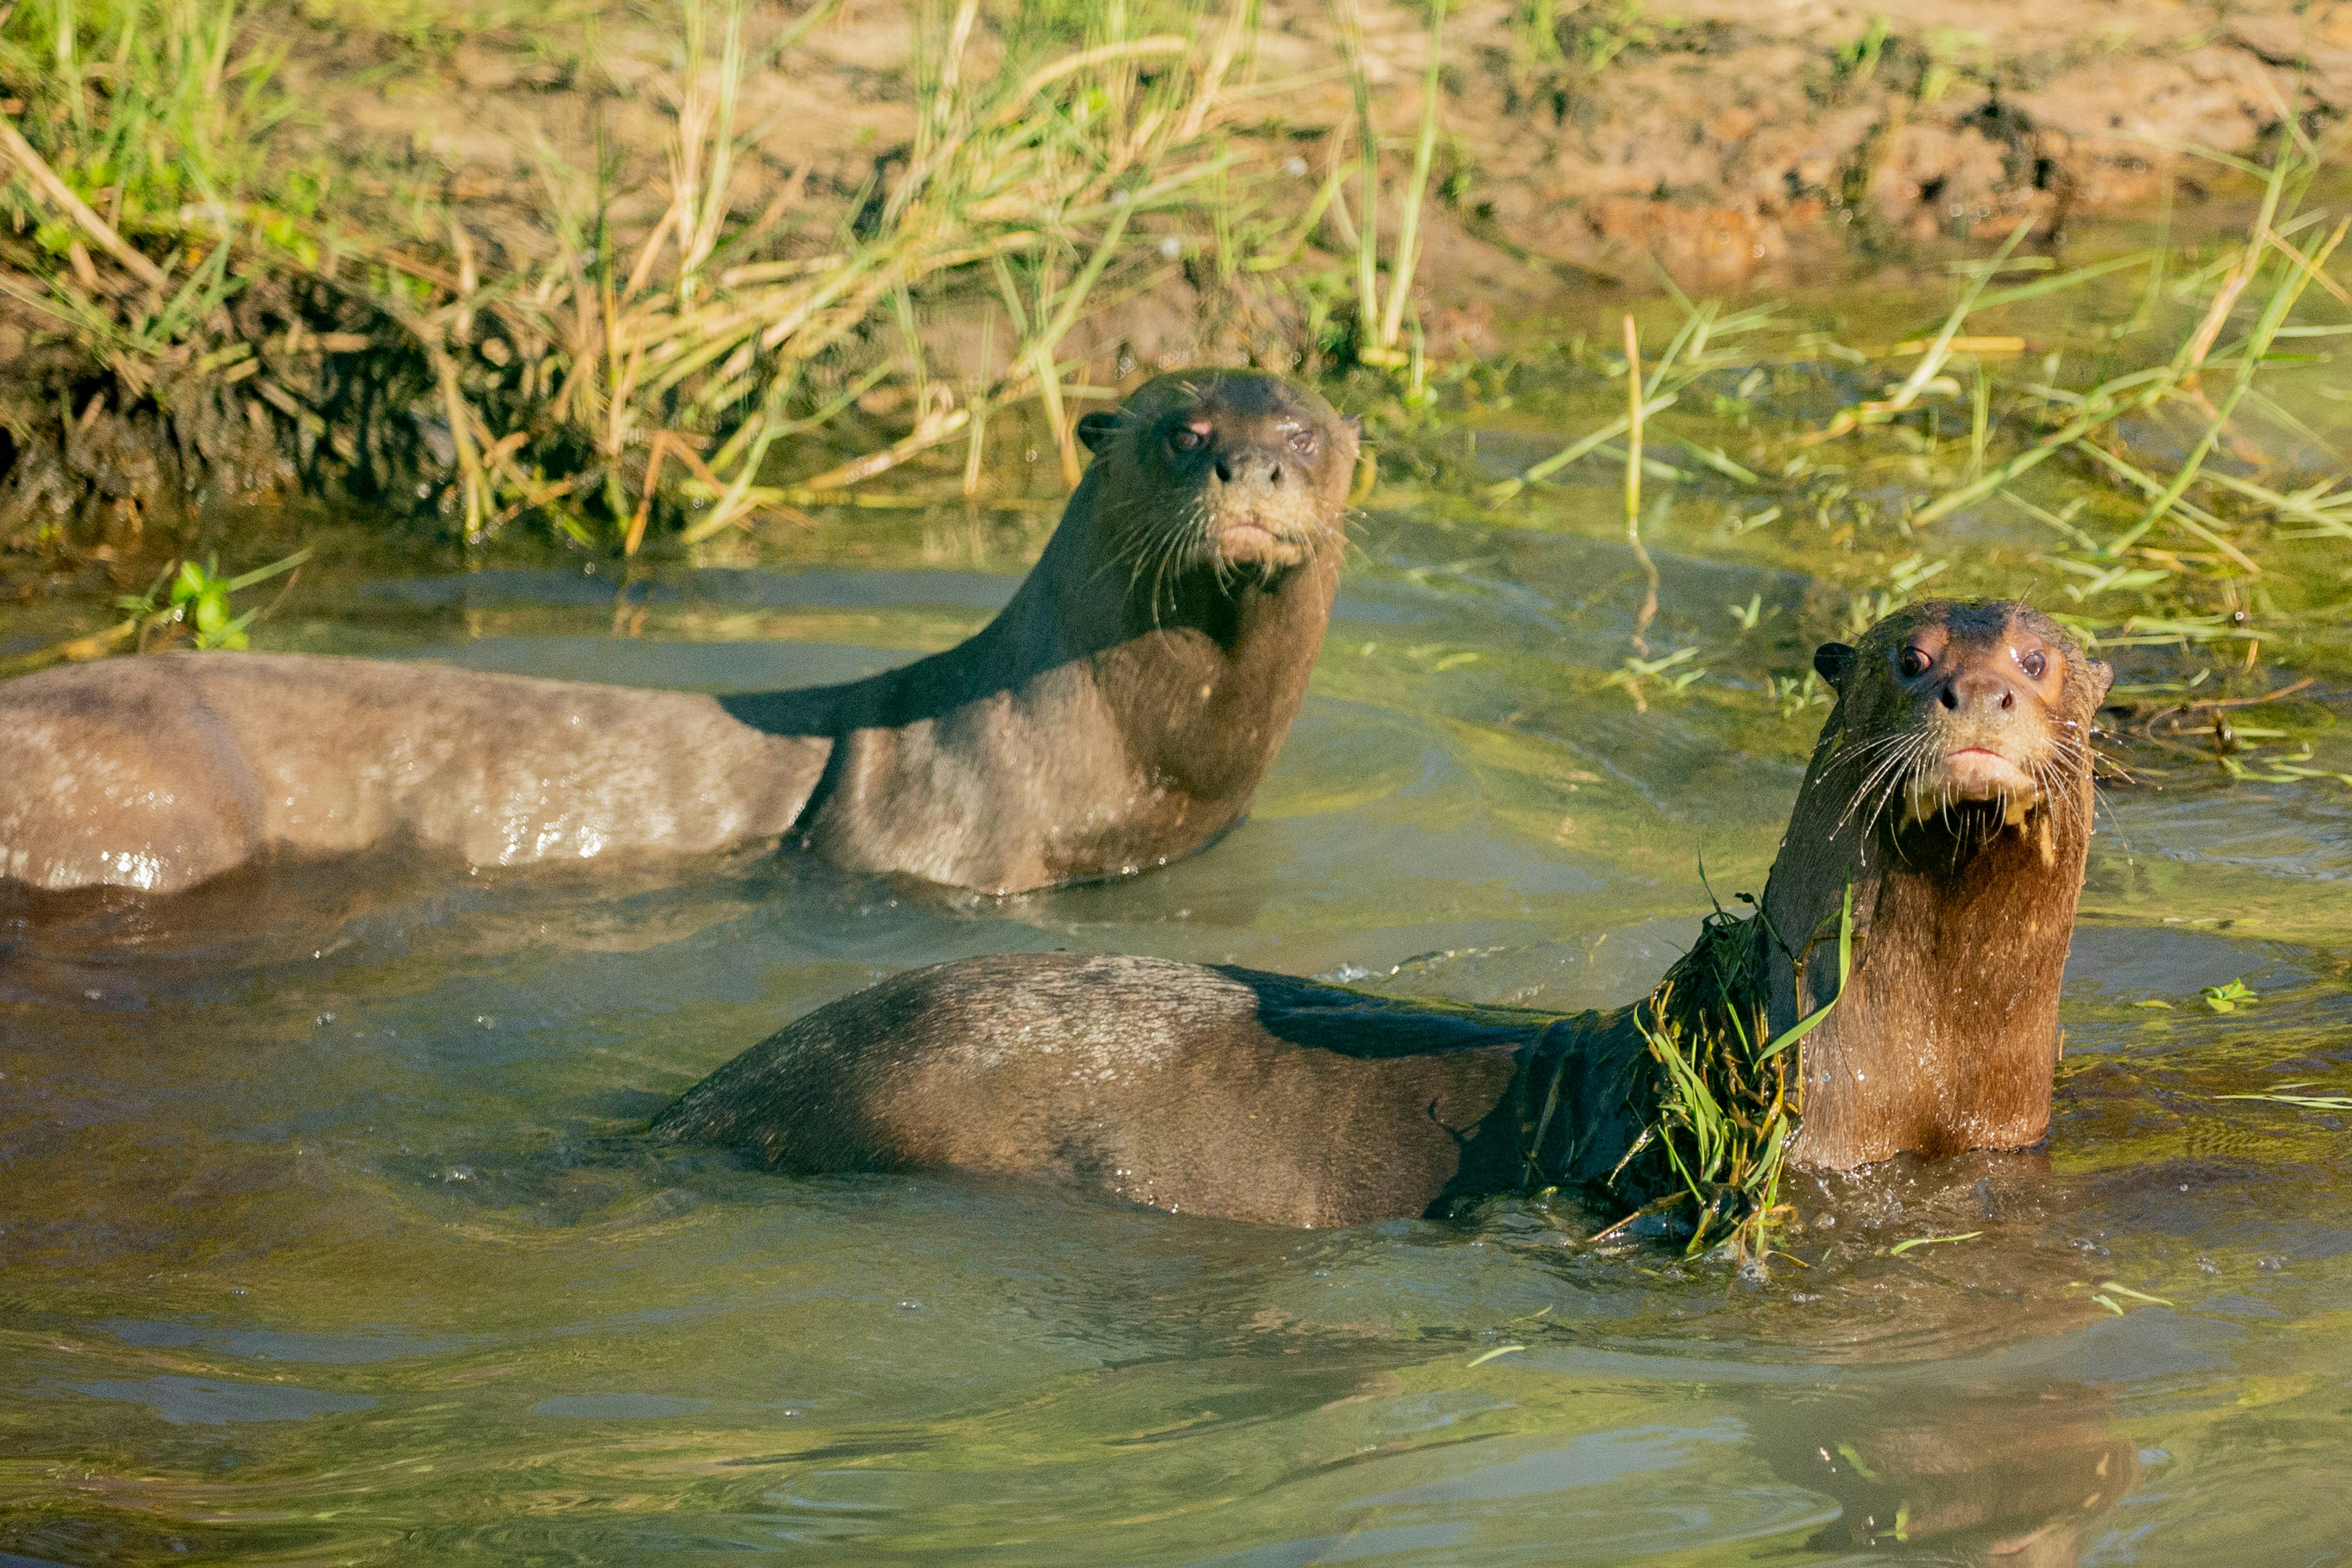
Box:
2 513 2347 1566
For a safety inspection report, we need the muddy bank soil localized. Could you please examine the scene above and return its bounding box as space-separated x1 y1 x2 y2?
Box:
301 0 2351 312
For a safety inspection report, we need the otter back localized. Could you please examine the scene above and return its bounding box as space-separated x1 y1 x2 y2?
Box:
652 952 1654 1229
0 652 821 892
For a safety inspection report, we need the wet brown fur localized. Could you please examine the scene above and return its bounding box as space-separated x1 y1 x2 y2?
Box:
0 370 1354 897
656 953 1651 1228
656 599 2108 1227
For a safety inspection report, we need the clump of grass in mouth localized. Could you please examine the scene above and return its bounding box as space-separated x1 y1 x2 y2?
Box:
1605 884 1852 1259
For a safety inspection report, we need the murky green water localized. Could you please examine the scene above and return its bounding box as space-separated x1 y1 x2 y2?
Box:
6 262 2352 1564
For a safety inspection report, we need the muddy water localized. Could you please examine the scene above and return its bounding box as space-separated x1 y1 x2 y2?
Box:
5 328 2352 1562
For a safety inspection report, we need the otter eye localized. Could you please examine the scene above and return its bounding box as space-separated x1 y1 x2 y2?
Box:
1899 646 1932 679
2019 648 2048 679
1288 428 1317 455
1170 423 1208 453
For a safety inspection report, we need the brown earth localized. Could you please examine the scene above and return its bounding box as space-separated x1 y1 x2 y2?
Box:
285 0 2352 322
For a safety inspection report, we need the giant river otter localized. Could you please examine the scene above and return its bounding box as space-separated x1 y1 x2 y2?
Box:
655 600 2113 1224
0 371 1354 897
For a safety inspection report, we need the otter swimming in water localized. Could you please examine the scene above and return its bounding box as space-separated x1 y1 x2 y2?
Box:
655 600 2112 1225
0 371 1355 897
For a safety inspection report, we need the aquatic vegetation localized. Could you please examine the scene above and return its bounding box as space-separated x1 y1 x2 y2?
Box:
1602 884 1850 1259
1465 129 2350 660
1330 0 1447 375
119 546 309 650
0 543 307 673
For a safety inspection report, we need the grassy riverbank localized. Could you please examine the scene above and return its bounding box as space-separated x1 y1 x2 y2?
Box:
0 0 2347 683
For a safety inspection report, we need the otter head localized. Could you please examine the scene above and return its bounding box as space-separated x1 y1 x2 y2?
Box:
1076 371 1359 581
1770 599 2117 1171
1811 600 2112 856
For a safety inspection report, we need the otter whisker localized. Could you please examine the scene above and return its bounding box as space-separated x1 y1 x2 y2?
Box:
2040 728 2123 848
1098 530 1165 601
1145 535 1178 630
1825 729 1917 772
1120 504 1188 625
1833 758 1912 851
1090 505 1195 598
1836 728 1934 840
1825 729 1932 807
2047 752 2094 837
2084 736 2136 785
1836 727 1926 797
1858 729 1941 853
2026 757 2069 835
2088 778 2131 851
1156 507 1207 623
1825 738 1919 790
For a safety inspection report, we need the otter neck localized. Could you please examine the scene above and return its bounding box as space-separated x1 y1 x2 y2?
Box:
1758 747 2094 1171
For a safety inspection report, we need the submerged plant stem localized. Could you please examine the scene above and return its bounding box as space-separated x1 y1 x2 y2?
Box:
1624 312 1657 657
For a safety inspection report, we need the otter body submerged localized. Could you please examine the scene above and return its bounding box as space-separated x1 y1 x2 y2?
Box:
0 371 1356 897
658 601 2114 1219
658 954 1655 1228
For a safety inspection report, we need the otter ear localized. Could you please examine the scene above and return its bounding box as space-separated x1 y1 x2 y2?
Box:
1076 411 1123 454
1341 413 1363 439
1813 641 1857 692
2084 657 2116 707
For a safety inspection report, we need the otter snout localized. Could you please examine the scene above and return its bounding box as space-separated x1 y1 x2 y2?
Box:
1888 630 2075 827
1905 708 2043 828
1207 444 1317 565
1921 665 2038 802
1213 448 1287 488
1939 665 2019 717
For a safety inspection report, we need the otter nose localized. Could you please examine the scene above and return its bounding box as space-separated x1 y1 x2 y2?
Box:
1213 449 1284 487
1940 668 2016 715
